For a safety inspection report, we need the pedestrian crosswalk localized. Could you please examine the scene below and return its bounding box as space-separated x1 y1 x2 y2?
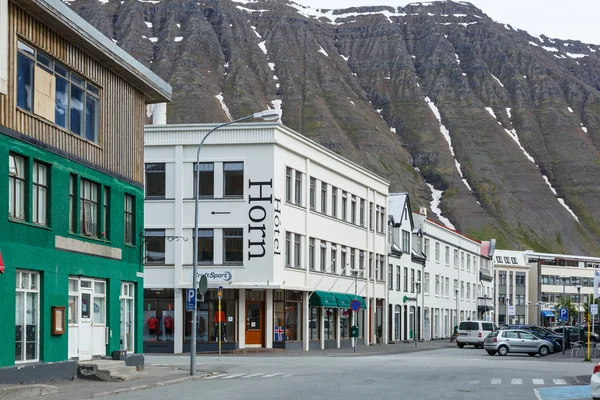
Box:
204 372 298 380
469 378 569 386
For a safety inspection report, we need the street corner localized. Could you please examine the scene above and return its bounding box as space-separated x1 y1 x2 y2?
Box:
534 385 591 400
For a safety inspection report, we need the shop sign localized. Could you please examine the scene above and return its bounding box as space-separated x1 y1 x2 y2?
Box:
197 270 233 282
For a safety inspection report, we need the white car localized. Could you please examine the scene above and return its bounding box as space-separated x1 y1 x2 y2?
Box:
592 363 600 400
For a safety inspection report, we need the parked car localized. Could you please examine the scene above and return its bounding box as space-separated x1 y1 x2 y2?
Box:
552 326 600 343
457 321 498 349
484 329 553 357
591 363 600 400
506 324 563 352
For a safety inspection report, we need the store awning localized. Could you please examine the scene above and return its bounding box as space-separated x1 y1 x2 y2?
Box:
334 293 352 309
541 310 555 318
309 290 337 307
346 294 367 309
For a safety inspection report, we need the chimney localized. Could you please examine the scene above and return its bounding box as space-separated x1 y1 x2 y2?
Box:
152 102 167 125
419 207 427 216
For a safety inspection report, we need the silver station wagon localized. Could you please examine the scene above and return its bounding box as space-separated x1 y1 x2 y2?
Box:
484 329 554 357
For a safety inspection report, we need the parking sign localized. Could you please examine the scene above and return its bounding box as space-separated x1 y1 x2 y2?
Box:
186 288 196 312
592 304 598 316
559 307 569 322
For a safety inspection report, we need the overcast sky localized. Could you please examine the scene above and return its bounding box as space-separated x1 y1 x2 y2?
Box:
294 0 600 45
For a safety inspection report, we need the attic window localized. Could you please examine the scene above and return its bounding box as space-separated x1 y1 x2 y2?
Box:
496 256 502 263
511 257 518 264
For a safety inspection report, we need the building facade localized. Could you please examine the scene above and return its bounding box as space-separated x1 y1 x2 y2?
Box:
0 0 171 382
493 250 531 326
417 214 488 340
143 122 389 353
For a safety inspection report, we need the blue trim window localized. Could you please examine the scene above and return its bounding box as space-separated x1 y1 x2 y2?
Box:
16 40 100 143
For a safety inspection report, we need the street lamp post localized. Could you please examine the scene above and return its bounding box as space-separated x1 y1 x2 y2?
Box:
415 281 421 347
351 267 361 353
559 275 568 355
190 109 280 376
455 288 459 326
577 284 582 342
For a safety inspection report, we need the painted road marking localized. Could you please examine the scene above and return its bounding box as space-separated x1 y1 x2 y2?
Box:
469 379 480 384
535 385 590 400
204 373 227 379
553 379 566 385
491 378 501 384
511 378 522 385
532 379 545 385
262 373 285 378
222 374 246 379
242 373 266 378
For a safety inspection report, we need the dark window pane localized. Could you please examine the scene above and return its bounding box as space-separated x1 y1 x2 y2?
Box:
223 162 243 197
70 85 84 136
71 73 84 87
223 228 243 263
17 41 34 56
36 52 52 72
55 76 68 128
197 229 214 262
17 53 33 111
87 83 99 96
145 230 165 263
145 163 166 197
54 63 68 78
194 163 214 197
85 94 98 142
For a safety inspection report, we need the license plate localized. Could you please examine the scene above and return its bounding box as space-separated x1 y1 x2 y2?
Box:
460 333 467 336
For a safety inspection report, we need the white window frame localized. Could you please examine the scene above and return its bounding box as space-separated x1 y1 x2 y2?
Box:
15 270 40 363
120 282 135 353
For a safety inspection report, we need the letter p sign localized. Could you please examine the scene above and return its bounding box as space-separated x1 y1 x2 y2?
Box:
186 288 196 312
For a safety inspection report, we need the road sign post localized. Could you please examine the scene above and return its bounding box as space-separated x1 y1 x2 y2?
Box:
559 307 569 355
186 288 196 312
218 285 223 357
190 275 208 375
592 304 598 348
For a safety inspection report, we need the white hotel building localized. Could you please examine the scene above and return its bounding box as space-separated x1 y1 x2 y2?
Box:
142 121 389 353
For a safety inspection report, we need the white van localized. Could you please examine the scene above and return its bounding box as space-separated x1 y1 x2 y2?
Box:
456 320 497 348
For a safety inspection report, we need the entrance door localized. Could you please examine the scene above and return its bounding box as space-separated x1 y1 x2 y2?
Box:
245 302 264 346
79 286 93 361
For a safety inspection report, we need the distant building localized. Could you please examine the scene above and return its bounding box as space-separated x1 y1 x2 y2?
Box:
0 0 170 383
493 250 531 326
143 121 389 352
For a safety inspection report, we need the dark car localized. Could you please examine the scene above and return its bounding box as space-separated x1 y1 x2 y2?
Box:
506 325 564 352
552 326 600 343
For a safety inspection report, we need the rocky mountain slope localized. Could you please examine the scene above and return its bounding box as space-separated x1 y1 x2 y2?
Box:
64 0 600 254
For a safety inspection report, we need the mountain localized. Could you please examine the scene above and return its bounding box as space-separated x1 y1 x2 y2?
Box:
64 0 600 254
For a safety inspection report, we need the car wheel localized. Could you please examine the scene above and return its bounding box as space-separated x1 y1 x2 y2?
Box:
486 351 496 356
527 353 536 357
458 344 464 348
497 345 509 356
539 345 549 357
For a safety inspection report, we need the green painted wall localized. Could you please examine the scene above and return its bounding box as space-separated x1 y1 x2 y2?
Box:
0 133 144 368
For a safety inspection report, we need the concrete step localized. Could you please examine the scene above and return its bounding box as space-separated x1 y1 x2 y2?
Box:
0 384 58 400
77 360 144 382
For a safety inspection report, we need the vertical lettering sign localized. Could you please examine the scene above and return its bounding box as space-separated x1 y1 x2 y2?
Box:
247 179 281 258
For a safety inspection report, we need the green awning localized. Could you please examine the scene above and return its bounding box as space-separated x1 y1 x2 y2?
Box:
310 290 337 307
335 293 352 309
348 295 366 309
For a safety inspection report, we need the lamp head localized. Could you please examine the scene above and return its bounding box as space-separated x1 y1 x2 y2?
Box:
254 109 280 121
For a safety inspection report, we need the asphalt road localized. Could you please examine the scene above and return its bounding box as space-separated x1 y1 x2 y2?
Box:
107 348 595 400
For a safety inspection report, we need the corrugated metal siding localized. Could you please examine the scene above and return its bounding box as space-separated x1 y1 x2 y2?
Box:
0 2 145 184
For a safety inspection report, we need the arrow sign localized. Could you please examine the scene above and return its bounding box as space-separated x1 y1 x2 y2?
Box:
211 211 231 215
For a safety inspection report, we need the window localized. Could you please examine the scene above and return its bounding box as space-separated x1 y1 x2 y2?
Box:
466 283 471 300
309 178 316 210
8 154 26 220
461 252 465 269
341 247 347 275
403 230 410 252
369 252 374 279
15 270 40 362
320 183 327 214
342 191 348 220
358 250 364 278
145 163 166 198
435 242 440 262
424 238 430 259
404 267 408 292
424 273 430 294
194 162 214 198
445 277 449 298
102 187 109 239
31 162 48 225
351 196 357 224
396 266 401 291
516 274 526 286
69 175 76 231
285 167 292 202
145 229 165 263
309 238 315 270
285 232 292 266
124 194 134 244
461 281 464 299
320 241 327 271
223 228 243 263
379 208 385 232
435 275 439 295
511 257 518 264
445 246 450 265
197 229 214 263
294 234 301 268
389 264 393 289
411 269 415 292
223 162 244 197
454 249 458 267
81 179 99 237
17 41 100 142
378 255 385 281
294 171 302 205
467 254 471 271
360 199 365 226
496 256 502 263
350 249 356 275
330 244 337 274
375 206 380 232
369 202 374 230
331 187 338 218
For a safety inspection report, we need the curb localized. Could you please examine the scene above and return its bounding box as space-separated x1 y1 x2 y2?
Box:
92 372 218 398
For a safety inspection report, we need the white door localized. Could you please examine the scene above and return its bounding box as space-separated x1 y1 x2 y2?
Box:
79 285 93 361
120 283 135 352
